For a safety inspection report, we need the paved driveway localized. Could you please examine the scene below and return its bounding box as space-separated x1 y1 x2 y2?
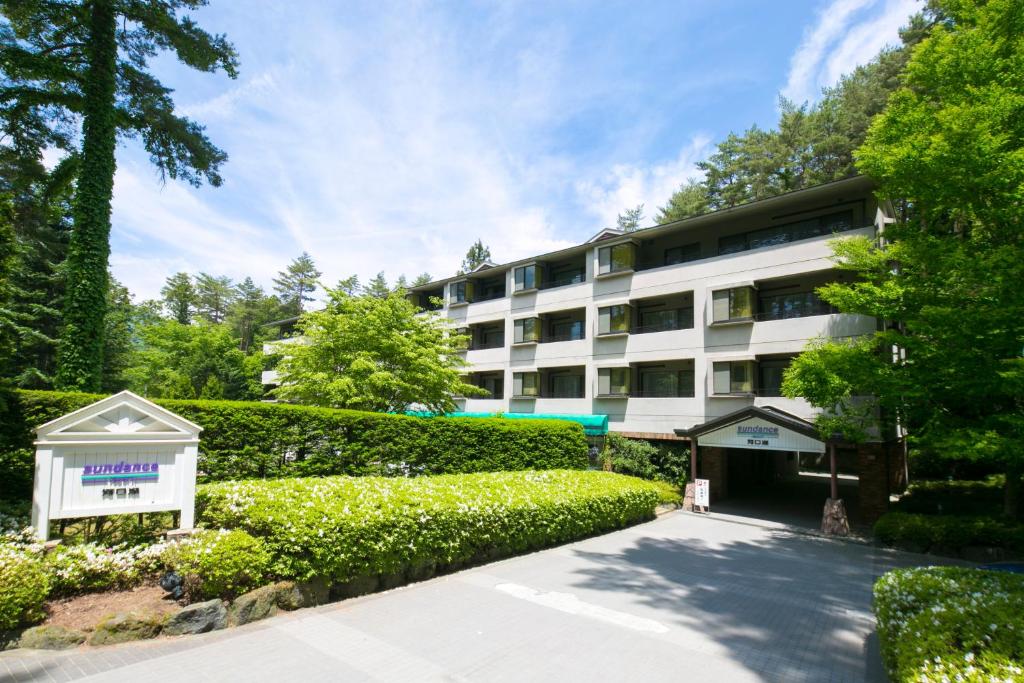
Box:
1 512 944 683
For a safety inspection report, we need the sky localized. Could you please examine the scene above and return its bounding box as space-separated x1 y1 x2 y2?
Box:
106 0 921 302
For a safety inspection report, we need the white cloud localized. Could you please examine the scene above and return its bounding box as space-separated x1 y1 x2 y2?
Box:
573 135 713 231
783 0 920 104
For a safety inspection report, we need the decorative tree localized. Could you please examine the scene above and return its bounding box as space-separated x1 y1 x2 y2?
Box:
0 0 240 391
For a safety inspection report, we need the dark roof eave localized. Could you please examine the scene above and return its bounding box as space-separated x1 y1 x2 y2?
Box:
674 405 823 442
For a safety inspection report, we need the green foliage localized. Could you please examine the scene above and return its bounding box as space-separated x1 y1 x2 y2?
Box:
196 470 661 582
274 287 483 413
0 0 239 390
163 529 271 600
460 239 491 274
123 319 260 400
604 433 689 486
655 179 708 223
160 272 196 325
0 545 49 630
1 389 589 494
194 273 235 324
892 477 1005 516
100 276 133 392
873 511 1024 556
363 271 390 299
273 252 321 315
227 276 282 353
44 542 166 597
616 204 644 232
874 566 1024 682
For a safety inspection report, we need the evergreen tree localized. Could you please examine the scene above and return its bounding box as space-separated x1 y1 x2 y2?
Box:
655 179 708 224
273 252 320 315
100 275 132 391
0 0 239 391
195 272 235 323
227 277 278 352
460 239 491 273
160 272 195 324
394 274 409 291
364 271 390 299
616 204 645 232
411 272 432 287
334 274 361 297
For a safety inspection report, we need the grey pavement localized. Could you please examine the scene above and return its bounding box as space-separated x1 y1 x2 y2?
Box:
1 511 949 683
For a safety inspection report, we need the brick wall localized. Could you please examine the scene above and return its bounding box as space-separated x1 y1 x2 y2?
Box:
699 446 728 502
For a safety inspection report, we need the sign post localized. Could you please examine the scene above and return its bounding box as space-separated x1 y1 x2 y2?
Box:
31 391 201 541
694 478 710 513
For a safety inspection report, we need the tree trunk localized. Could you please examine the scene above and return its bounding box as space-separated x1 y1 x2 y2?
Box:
1005 466 1023 520
55 0 118 391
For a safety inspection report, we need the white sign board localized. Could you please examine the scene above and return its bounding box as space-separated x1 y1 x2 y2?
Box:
31 391 202 540
694 478 710 509
696 416 825 454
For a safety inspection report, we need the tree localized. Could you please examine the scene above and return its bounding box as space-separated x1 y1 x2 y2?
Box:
195 272 235 323
0 0 239 391
160 272 195 324
273 252 320 315
100 275 132 391
273 287 483 413
411 272 432 287
334 274 360 297
616 204 645 232
786 0 1024 517
364 271 390 299
656 179 709 223
393 274 408 291
460 239 491 273
226 277 279 352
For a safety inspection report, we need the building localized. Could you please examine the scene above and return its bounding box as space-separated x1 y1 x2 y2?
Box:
407 175 905 525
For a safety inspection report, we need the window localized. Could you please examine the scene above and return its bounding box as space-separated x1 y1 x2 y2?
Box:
547 317 585 342
758 290 834 320
478 374 504 399
549 373 584 398
546 263 585 288
758 357 792 397
597 243 636 275
476 277 505 301
597 367 630 396
476 324 505 349
512 372 539 397
712 287 755 323
513 317 540 344
514 264 538 291
713 361 755 395
636 365 695 397
664 243 701 266
449 280 472 304
717 210 855 256
598 304 631 335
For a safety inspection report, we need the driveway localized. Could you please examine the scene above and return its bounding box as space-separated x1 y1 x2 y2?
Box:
1 512 944 683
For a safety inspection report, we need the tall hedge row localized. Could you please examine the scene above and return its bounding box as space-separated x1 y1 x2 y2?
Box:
0 390 589 500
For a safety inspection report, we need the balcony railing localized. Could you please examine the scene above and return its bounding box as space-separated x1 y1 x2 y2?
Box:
539 272 585 290
474 290 506 302
469 339 504 350
632 309 694 335
540 332 585 343
630 389 696 398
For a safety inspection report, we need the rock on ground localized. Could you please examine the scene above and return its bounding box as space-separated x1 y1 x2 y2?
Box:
18 625 87 650
163 599 227 636
88 612 166 646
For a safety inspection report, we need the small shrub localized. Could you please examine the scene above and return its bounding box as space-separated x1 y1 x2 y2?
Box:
874 511 1024 556
0 545 50 630
892 477 1004 516
605 434 689 486
874 566 1024 682
163 529 271 601
197 470 662 583
45 542 168 597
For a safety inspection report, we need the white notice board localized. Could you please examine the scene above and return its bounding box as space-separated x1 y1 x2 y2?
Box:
695 478 710 510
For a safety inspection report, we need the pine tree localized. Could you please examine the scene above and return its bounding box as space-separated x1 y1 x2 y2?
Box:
227 277 278 352
161 272 195 325
616 204 645 232
364 271 390 299
334 275 361 297
655 180 708 224
412 273 433 287
460 240 491 273
195 272 235 323
273 252 321 315
0 0 239 390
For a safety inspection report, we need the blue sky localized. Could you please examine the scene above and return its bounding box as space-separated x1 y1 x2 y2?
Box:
105 0 920 301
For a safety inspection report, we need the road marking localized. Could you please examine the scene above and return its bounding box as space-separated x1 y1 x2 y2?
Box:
494 583 670 634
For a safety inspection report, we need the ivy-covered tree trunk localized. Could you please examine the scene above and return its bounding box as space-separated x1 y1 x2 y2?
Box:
55 0 118 392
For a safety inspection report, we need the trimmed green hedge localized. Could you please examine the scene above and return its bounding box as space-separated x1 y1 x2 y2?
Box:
874 511 1024 558
0 390 589 500
197 470 661 583
874 567 1024 682
892 477 1004 516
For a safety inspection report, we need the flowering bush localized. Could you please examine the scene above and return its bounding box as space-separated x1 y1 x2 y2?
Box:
45 542 169 597
873 566 1024 682
197 470 662 583
0 512 43 554
162 529 271 601
0 545 50 630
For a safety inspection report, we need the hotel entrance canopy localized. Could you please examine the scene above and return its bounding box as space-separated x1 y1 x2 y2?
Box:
674 405 826 454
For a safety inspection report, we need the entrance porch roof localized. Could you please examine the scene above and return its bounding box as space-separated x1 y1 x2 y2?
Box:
675 405 826 453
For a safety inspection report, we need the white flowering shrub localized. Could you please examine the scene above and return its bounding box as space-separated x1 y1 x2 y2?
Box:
162 529 271 601
197 470 662 583
44 541 170 597
0 512 43 555
873 566 1024 682
0 545 50 630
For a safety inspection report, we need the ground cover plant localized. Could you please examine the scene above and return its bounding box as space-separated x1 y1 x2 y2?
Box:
197 470 663 583
0 389 589 504
874 566 1024 682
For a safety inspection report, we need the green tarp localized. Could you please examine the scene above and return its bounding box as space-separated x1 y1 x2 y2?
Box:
405 411 608 436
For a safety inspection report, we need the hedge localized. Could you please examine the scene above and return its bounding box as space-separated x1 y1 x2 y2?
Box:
874 566 1024 682
0 545 50 630
874 511 1024 558
197 470 661 583
891 477 1004 517
0 390 589 500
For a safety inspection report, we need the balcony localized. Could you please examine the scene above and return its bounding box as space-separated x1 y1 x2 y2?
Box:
596 361 695 399
465 321 505 350
631 293 694 335
538 308 586 344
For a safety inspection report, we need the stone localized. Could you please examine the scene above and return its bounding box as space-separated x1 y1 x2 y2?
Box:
18 625 87 650
88 612 166 646
682 482 695 512
821 498 850 536
276 578 330 611
163 599 227 635
228 585 279 626
329 575 379 601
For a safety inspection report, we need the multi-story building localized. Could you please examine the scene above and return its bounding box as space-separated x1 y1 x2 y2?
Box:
408 175 905 524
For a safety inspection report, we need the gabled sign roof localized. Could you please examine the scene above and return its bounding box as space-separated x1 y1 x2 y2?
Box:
36 390 202 443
